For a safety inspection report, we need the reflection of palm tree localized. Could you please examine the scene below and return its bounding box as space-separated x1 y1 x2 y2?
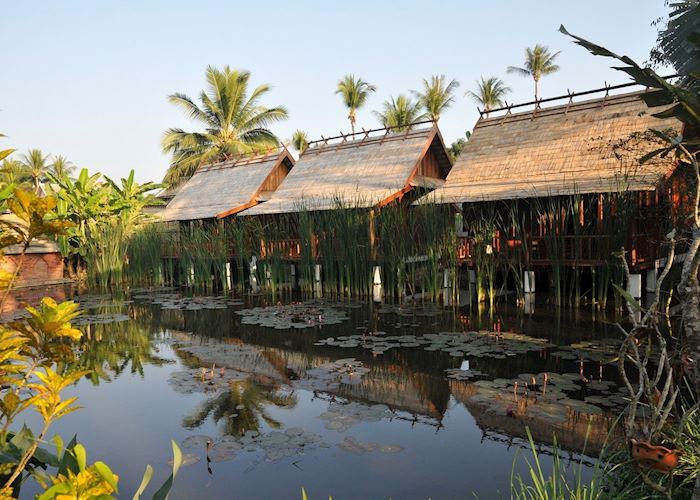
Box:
183 379 297 436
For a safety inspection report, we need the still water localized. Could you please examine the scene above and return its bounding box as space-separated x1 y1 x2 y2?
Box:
18 288 625 499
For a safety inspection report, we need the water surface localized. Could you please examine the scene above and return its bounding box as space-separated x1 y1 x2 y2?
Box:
17 289 623 499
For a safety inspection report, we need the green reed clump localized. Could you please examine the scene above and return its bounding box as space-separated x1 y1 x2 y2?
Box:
178 221 230 290
312 199 372 297
463 202 500 308
127 223 174 286
84 221 127 289
405 201 457 302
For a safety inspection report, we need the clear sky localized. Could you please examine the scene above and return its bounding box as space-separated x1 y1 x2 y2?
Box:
1 1 670 183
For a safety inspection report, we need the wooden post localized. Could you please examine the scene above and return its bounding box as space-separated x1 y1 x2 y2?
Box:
369 209 377 261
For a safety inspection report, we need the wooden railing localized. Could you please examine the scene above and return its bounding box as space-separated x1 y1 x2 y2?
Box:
160 232 657 268
457 233 657 268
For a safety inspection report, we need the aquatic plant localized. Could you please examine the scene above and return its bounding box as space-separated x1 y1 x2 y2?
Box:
509 427 605 500
49 168 161 289
0 186 180 498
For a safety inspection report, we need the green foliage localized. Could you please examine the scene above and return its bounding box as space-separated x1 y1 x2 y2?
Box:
507 44 561 99
411 74 460 120
0 133 14 165
19 149 50 193
48 167 160 288
335 75 377 133
650 1 700 75
373 94 427 132
48 156 74 180
465 76 511 112
448 131 471 161
510 428 604 500
135 441 182 500
292 130 309 154
162 65 288 187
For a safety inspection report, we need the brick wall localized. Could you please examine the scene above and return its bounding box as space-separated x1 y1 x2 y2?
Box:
0 252 65 286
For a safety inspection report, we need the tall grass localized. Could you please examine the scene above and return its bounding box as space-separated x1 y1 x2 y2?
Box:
123 187 651 310
510 427 605 500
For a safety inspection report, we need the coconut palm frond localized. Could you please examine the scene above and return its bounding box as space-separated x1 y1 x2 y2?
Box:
508 44 561 99
466 77 512 112
335 74 377 134
412 74 460 120
292 130 309 154
373 94 428 132
162 66 288 187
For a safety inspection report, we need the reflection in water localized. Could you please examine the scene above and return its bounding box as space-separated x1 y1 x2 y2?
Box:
182 378 297 436
19 287 640 498
74 312 173 384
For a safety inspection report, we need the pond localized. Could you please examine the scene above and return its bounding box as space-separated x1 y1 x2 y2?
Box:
16 287 627 499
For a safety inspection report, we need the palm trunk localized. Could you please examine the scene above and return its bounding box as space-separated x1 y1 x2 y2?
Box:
534 79 540 101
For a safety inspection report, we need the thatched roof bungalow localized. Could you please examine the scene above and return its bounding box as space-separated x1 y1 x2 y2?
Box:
424 90 683 204
418 87 687 270
159 148 295 222
242 122 452 216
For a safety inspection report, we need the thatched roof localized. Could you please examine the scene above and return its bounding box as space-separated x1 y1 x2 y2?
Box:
160 149 294 221
242 124 452 216
422 90 684 204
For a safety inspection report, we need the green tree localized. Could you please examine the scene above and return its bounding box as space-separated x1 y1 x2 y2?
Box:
411 75 460 121
448 131 472 161
465 77 511 115
335 75 377 134
507 44 561 100
162 65 288 187
373 95 427 132
0 159 30 189
291 129 309 154
49 155 75 179
19 149 50 193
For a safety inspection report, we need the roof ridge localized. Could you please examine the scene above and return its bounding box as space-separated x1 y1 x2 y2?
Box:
477 90 653 128
305 125 434 156
198 147 286 172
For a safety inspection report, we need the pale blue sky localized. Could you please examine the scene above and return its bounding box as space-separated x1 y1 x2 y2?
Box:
2 1 669 183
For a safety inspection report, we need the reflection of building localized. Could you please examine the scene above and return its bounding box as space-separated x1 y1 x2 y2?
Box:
449 380 615 455
340 363 448 421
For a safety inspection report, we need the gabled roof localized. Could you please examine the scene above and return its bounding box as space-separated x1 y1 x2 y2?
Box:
241 123 452 216
159 149 294 222
423 90 684 204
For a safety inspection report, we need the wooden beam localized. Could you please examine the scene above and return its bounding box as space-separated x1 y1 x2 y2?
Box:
216 199 259 219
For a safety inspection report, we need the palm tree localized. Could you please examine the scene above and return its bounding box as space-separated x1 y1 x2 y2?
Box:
162 65 288 187
374 95 427 132
335 75 377 135
50 155 75 179
20 148 50 193
291 130 309 154
507 44 561 100
411 75 460 121
0 159 30 188
465 77 512 115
